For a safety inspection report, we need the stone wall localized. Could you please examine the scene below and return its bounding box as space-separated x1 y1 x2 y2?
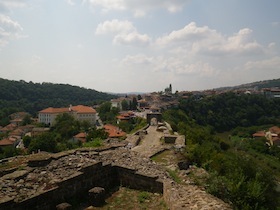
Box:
0 148 231 210
0 154 164 209
164 135 177 144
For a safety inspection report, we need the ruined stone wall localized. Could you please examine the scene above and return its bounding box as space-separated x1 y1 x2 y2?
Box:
0 158 164 209
1 162 120 210
116 166 163 193
0 148 231 210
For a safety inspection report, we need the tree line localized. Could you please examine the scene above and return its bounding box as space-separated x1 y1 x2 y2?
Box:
179 92 280 132
0 78 116 125
163 93 280 210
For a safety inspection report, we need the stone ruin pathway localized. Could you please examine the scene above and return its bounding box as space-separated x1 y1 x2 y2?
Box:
131 125 167 158
126 125 233 210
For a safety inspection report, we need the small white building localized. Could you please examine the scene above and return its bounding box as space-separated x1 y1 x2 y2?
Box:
38 105 97 126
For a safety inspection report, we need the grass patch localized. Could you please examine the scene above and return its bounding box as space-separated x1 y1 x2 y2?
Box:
167 169 181 183
138 191 151 203
82 187 167 210
151 150 172 164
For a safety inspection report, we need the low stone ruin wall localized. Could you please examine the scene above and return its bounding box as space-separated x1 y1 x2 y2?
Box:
0 148 231 210
0 152 164 209
164 135 177 144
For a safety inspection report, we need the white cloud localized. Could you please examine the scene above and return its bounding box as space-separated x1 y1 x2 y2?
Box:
85 0 187 16
121 54 216 77
0 0 27 12
0 14 22 31
121 54 153 66
0 14 23 47
113 32 150 46
95 19 134 35
156 22 264 56
96 19 151 46
244 56 280 70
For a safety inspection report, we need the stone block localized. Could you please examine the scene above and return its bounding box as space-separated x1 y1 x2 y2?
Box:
56 202 72 210
88 187 106 207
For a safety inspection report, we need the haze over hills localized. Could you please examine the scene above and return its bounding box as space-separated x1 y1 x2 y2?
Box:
213 78 280 92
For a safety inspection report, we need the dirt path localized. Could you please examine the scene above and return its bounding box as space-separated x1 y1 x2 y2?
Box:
132 126 166 158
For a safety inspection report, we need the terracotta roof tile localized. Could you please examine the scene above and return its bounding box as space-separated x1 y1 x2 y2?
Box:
0 138 14 146
269 126 280 135
252 131 266 137
104 124 126 138
71 105 96 114
39 105 96 114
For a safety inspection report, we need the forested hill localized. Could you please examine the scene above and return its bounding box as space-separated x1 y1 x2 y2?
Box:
0 78 116 116
214 78 280 91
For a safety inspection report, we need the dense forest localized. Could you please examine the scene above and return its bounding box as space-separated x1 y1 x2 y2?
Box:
163 93 280 210
0 78 116 125
179 92 280 132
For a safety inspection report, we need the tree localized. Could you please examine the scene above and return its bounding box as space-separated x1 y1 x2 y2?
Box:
131 97 137 110
21 114 32 126
53 113 80 140
86 127 108 142
121 100 129 111
28 132 57 152
23 135 32 148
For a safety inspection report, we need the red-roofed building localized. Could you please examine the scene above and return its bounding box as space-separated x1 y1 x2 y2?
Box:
73 132 87 143
38 105 97 126
253 126 280 146
103 124 126 138
0 138 14 147
252 131 266 138
116 111 135 124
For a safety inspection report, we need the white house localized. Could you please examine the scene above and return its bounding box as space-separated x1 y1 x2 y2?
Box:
38 105 97 126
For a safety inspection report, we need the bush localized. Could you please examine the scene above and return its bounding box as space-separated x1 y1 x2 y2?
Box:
83 138 102 147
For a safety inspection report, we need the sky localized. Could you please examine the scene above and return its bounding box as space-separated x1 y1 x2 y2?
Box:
0 0 280 93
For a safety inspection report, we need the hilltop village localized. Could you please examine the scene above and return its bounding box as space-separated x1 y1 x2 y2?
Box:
0 81 280 209
1 83 279 151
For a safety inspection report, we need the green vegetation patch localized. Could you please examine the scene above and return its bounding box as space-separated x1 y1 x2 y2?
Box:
83 187 167 210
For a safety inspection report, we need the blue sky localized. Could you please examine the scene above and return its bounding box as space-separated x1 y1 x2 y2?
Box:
0 0 279 93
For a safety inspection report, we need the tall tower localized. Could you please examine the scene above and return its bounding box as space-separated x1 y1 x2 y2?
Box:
169 84 172 93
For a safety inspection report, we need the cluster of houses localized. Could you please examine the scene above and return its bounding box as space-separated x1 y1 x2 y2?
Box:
1 83 279 151
0 112 35 149
253 126 280 146
0 104 128 150
178 87 280 99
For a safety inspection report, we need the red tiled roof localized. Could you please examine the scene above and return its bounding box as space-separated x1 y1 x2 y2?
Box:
39 107 69 113
269 126 280 135
74 132 87 138
74 132 87 143
0 138 14 146
103 124 126 138
117 115 130 120
71 105 96 114
39 105 96 114
252 131 266 137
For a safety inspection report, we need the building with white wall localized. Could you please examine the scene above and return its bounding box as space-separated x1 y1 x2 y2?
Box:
38 105 97 126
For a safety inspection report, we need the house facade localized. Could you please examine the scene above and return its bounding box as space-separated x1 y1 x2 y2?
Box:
38 105 97 126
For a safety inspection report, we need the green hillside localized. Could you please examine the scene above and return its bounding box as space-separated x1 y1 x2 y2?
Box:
0 78 116 123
